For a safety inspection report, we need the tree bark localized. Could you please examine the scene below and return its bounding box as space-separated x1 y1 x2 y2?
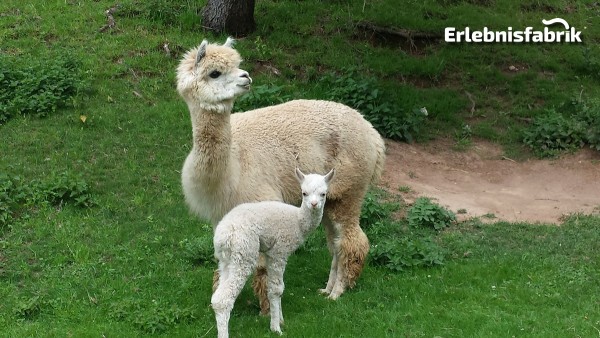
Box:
202 0 256 37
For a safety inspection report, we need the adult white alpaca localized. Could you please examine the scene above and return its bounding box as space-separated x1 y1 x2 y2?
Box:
212 168 335 338
177 38 385 312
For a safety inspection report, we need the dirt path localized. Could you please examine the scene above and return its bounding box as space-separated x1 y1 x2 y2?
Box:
380 139 600 224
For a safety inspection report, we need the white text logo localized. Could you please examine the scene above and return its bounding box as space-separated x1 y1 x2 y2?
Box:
445 18 582 43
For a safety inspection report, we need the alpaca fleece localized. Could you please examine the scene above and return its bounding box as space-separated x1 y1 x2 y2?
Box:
177 39 386 310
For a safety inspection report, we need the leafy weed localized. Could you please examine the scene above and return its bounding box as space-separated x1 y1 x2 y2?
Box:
0 53 85 124
408 197 456 231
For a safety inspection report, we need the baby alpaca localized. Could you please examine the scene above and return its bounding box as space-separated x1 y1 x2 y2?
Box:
211 168 335 338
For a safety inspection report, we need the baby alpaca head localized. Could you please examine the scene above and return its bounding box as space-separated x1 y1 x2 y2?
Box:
176 37 252 113
295 168 335 211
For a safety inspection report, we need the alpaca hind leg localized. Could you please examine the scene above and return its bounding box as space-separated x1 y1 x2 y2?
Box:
251 253 270 315
212 269 220 292
266 256 287 334
212 255 256 338
213 257 232 292
211 274 245 338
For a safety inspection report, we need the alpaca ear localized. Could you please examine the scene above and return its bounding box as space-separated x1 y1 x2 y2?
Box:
223 37 236 48
295 168 305 182
324 168 335 184
195 40 208 66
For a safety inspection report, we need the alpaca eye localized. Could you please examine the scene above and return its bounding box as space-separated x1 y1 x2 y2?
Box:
302 192 307 196
209 70 222 79
321 193 326 197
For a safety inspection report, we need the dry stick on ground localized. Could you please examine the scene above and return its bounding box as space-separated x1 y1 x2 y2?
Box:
465 91 476 116
356 21 443 49
99 6 118 33
163 42 171 57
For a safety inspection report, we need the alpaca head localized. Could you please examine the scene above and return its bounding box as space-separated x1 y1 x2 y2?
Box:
295 168 335 211
177 37 252 113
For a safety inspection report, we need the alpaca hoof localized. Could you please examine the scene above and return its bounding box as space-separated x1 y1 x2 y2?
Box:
270 326 282 335
318 288 331 295
327 289 343 300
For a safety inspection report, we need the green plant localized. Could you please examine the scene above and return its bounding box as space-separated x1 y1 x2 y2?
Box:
179 234 215 266
321 69 427 142
0 174 31 229
585 118 600 151
398 186 412 193
370 236 445 271
0 54 85 124
454 123 473 150
234 84 292 112
360 191 446 270
523 97 600 157
14 296 44 320
117 0 202 30
523 109 587 158
574 100 600 151
408 197 456 230
0 172 94 229
360 190 399 230
110 298 197 334
42 172 95 208
581 47 600 79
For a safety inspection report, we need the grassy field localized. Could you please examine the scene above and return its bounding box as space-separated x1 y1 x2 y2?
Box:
1 0 600 337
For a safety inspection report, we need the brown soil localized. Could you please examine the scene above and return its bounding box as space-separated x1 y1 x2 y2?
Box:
380 139 600 224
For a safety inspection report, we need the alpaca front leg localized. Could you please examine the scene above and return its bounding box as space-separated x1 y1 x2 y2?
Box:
329 224 369 300
320 217 340 296
319 253 338 295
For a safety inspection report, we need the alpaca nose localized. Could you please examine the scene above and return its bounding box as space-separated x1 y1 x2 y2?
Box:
240 72 252 83
311 201 318 208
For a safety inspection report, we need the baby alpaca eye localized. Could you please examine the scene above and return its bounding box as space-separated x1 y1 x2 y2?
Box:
302 192 307 196
209 70 222 79
320 193 326 197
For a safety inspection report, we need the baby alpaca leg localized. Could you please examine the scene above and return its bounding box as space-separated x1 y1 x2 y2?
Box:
212 257 256 338
266 256 287 335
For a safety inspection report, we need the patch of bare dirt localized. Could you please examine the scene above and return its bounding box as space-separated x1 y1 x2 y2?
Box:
380 139 600 224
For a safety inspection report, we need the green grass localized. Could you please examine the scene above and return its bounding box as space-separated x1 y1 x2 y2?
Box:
1 0 600 336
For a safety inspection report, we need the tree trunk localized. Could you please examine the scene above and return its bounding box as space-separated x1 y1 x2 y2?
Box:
202 0 256 37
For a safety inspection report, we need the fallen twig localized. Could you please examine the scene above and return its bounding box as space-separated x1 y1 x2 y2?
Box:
356 21 443 40
465 91 476 116
163 42 171 57
99 5 118 33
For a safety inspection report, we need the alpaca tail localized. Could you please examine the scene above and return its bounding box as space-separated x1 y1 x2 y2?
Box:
370 135 386 185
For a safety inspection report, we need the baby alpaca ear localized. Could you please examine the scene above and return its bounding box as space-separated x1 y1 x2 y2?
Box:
324 168 335 184
195 40 208 66
223 37 236 48
295 168 305 182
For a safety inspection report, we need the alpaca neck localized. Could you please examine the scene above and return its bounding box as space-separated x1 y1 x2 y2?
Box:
187 100 236 180
297 204 324 238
